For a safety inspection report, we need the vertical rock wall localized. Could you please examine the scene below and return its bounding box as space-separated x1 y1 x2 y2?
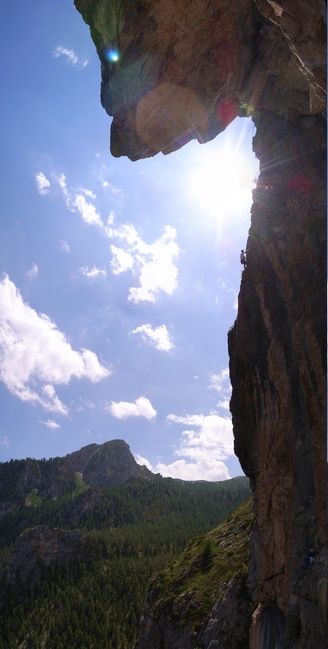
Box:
74 1 327 646
228 110 326 647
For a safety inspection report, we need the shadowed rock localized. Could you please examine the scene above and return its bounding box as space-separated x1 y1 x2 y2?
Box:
72 2 327 646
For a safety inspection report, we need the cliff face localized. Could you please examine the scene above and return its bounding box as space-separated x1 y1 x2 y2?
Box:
73 2 326 648
228 110 327 648
66 439 152 487
75 0 326 160
0 526 85 603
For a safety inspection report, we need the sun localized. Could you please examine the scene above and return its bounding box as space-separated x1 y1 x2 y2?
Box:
186 137 257 219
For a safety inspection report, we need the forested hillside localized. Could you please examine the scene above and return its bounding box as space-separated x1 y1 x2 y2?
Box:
0 445 251 648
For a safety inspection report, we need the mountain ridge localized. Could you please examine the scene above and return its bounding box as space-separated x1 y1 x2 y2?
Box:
0 439 152 517
0 441 251 648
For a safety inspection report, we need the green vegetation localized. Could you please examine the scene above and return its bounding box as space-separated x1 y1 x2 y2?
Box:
239 101 255 117
0 464 251 648
24 488 42 508
73 471 90 496
150 499 254 631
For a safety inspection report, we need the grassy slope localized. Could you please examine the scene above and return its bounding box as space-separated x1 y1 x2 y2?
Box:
147 498 254 632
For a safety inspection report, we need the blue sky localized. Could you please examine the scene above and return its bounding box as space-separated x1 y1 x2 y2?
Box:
0 1 259 480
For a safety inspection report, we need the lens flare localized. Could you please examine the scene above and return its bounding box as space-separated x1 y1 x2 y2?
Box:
105 47 120 63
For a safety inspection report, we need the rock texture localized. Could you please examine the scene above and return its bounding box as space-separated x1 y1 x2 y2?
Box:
74 0 326 160
0 440 151 517
73 2 327 647
66 439 151 487
228 110 327 648
0 526 85 603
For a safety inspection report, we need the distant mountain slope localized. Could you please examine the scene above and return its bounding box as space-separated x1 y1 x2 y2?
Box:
65 439 152 487
0 441 251 649
137 499 255 649
0 440 151 517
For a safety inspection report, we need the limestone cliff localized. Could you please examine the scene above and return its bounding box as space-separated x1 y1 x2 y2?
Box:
74 1 326 647
65 439 152 487
75 0 326 159
228 110 327 648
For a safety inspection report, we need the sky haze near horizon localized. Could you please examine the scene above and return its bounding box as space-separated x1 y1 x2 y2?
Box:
0 0 259 480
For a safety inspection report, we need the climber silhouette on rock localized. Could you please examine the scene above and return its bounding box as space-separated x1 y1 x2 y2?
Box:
302 548 315 569
240 249 247 268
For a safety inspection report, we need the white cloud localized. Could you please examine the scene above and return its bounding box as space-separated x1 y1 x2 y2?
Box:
110 246 134 275
216 399 230 412
57 173 69 198
107 224 179 303
60 240 70 253
36 172 51 196
41 384 69 416
107 396 157 420
156 457 230 481
53 46 88 68
106 223 138 245
52 174 104 229
131 323 174 351
80 265 107 279
107 211 115 226
157 412 234 480
134 454 153 471
0 275 110 414
74 194 103 227
208 368 230 392
80 188 96 200
208 369 231 413
0 435 9 447
26 263 38 278
102 180 122 195
167 413 234 457
39 419 61 430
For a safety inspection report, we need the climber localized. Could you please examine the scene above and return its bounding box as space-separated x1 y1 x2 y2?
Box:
302 549 315 569
240 249 247 268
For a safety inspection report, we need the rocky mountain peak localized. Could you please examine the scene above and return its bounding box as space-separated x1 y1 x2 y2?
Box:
0 440 152 517
66 439 151 487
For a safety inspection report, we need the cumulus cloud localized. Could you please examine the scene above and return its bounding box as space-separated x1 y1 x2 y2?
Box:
80 265 107 279
39 419 61 430
0 435 9 447
38 172 178 303
131 323 174 351
110 246 134 275
208 369 231 413
0 275 110 414
134 454 153 471
107 224 179 303
208 368 230 391
42 173 104 229
156 458 230 481
74 193 103 227
157 412 234 480
107 396 157 420
36 172 51 195
53 46 88 68
26 263 38 278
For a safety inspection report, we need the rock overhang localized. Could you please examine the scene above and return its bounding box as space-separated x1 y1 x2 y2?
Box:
75 0 326 160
